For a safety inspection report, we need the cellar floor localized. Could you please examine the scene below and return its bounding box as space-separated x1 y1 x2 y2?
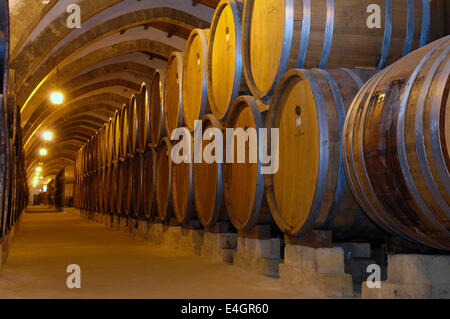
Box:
0 209 322 299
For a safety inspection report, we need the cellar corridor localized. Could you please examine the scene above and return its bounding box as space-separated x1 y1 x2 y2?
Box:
0 209 318 299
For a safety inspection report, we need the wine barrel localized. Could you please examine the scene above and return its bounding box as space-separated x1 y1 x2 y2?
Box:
222 96 271 231
111 160 120 214
343 36 450 251
155 138 173 221
172 130 195 224
138 82 151 153
113 110 121 160
193 114 227 227
106 116 115 164
142 146 157 218
150 70 165 147
182 29 210 131
101 122 109 167
265 67 383 240
207 0 247 120
119 103 129 160
164 52 184 136
98 166 107 213
117 156 133 216
96 128 103 170
0 1 9 94
242 0 448 100
132 152 144 218
129 94 140 156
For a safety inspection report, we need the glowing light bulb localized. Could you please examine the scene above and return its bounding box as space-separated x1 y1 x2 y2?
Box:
40 148 48 156
36 167 42 172
50 92 64 104
43 131 53 141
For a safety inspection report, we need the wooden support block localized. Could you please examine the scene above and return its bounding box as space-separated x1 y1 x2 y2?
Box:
285 230 332 248
205 221 235 234
163 218 180 227
238 225 272 239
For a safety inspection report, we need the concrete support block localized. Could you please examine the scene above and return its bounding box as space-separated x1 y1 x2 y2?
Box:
233 237 282 278
112 214 120 231
202 232 237 263
279 264 353 297
148 223 164 244
119 217 128 232
363 254 450 299
136 220 149 240
161 225 182 249
279 244 353 297
128 218 138 236
103 213 112 228
177 228 204 256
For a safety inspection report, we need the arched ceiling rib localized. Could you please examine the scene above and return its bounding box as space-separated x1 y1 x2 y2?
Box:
11 0 220 184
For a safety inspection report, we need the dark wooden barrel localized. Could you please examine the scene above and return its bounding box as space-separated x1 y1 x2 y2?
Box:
138 82 151 153
207 0 247 120
95 128 103 170
150 70 165 147
109 161 120 215
119 103 129 160
266 67 383 240
242 0 448 100
343 36 450 251
113 110 120 161
129 94 140 156
171 129 196 224
132 152 144 218
155 138 173 221
0 1 9 94
142 146 157 218
117 157 132 216
164 51 184 135
101 122 109 167
222 96 271 231
182 28 210 131
193 114 227 227
98 166 107 213
106 116 115 164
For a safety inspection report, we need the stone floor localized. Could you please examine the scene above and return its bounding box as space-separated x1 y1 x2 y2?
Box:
0 209 322 299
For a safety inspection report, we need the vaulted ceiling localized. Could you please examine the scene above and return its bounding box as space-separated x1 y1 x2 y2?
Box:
9 0 219 182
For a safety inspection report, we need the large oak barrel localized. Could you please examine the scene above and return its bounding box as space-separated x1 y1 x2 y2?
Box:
150 70 165 147
100 123 108 168
142 146 157 218
222 96 271 231
0 1 9 94
138 82 151 153
109 161 120 214
98 166 107 213
117 157 133 216
193 114 227 227
132 152 144 218
242 0 448 100
182 29 210 131
119 104 129 160
112 110 121 161
155 138 173 221
265 67 382 240
343 36 450 251
106 116 115 164
129 94 140 156
164 51 184 136
207 0 247 120
171 130 196 224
